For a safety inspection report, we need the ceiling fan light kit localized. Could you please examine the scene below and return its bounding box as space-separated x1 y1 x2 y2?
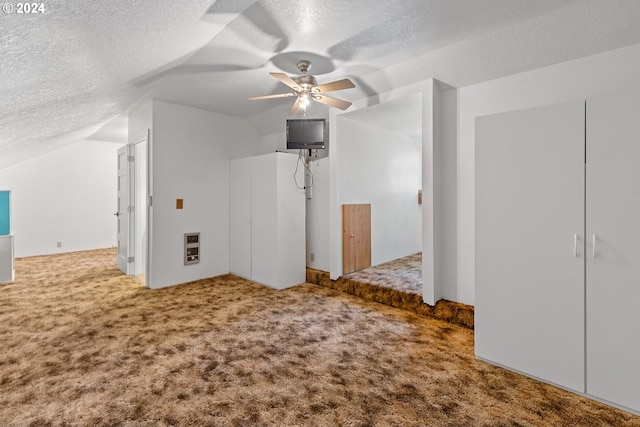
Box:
249 60 355 115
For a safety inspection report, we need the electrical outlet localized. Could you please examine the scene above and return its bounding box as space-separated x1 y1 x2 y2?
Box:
57 242 62 248
310 252 315 262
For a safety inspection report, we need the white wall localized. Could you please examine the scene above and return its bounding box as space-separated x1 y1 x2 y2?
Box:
454 42 640 305
149 100 262 289
337 117 422 268
0 140 123 258
229 127 273 160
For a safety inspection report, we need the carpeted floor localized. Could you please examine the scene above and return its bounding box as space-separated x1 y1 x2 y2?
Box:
307 253 474 329
1 249 639 427
345 253 422 295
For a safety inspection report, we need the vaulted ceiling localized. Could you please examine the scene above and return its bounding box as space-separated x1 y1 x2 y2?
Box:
2 0 640 166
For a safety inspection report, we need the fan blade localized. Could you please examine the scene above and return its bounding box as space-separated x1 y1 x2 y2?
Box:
248 92 295 101
313 94 352 110
270 72 301 91
290 99 303 115
315 78 355 93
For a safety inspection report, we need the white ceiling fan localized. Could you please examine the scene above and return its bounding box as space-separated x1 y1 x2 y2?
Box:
249 60 355 115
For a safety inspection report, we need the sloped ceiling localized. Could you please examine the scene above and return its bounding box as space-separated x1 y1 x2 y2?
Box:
340 93 423 139
2 0 640 167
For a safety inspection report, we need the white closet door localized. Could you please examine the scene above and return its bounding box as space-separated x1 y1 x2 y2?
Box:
0 235 13 283
229 158 252 279
586 90 640 412
275 153 306 288
251 153 278 287
475 101 585 392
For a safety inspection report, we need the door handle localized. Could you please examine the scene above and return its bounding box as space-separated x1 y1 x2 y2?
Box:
114 212 120 217
573 234 578 257
592 234 597 258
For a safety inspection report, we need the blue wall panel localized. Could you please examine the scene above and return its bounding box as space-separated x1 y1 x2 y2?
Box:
0 191 10 235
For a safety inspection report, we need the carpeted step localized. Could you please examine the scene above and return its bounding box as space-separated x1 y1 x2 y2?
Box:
306 268 474 329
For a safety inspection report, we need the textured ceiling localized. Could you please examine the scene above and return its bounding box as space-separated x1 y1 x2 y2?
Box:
2 0 640 166
340 93 423 139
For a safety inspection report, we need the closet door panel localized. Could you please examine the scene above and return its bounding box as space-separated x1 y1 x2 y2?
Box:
229 158 252 279
476 101 585 392
586 90 640 412
275 153 306 288
251 154 278 286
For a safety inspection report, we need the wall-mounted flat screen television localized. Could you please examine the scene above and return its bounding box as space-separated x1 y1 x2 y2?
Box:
286 119 326 150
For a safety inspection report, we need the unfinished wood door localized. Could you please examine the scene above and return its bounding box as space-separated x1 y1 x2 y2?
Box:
342 204 371 274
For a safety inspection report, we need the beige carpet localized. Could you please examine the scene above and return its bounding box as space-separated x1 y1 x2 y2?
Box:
345 253 423 295
307 265 474 330
1 249 638 426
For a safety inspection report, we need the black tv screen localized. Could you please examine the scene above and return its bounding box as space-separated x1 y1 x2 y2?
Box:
287 119 326 150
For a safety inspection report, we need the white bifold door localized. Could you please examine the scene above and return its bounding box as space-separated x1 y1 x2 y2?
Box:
116 145 131 274
116 136 151 286
585 90 640 412
229 152 306 290
476 90 640 414
229 157 252 280
475 100 586 393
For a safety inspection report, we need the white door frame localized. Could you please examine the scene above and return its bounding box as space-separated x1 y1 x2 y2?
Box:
116 145 132 274
329 80 438 304
131 130 152 287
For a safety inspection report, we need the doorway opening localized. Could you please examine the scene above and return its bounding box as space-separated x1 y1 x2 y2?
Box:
132 137 148 285
116 134 150 286
336 93 423 294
